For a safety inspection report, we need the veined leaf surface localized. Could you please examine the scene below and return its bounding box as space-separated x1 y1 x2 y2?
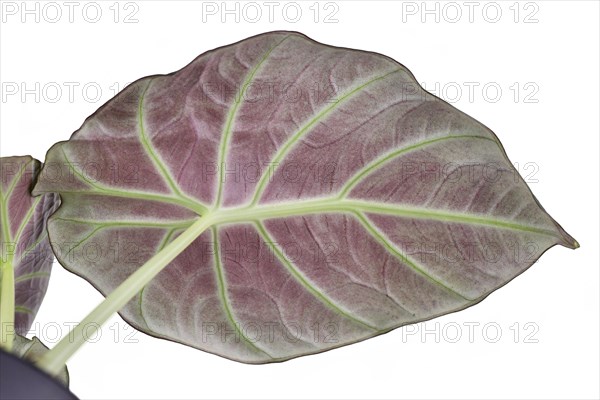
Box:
1 156 59 335
34 32 577 363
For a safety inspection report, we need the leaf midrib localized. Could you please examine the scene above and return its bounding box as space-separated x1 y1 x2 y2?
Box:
208 198 560 238
55 195 565 261
55 195 564 255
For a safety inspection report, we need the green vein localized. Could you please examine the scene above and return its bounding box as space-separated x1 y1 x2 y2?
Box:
248 68 402 207
65 226 104 256
19 230 48 262
212 198 563 240
214 35 290 208
2 158 34 202
338 135 497 198
254 221 378 331
353 211 471 301
54 217 195 229
14 271 50 283
156 228 179 252
345 200 561 237
60 188 206 215
13 197 41 246
26 230 47 250
138 80 191 202
0 194 12 247
1 159 35 244
59 147 207 215
138 227 180 332
0 159 35 351
14 305 33 314
58 218 181 260
212 226 272 357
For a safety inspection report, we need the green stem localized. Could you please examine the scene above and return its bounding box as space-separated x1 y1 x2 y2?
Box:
35 213 215 376
0 259 15 351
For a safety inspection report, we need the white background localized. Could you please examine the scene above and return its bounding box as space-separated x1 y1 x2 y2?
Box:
1 1 598 399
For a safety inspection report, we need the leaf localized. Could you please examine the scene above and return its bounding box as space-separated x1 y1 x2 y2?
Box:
33 31 577 363
12 334 69 386
1 156 59 335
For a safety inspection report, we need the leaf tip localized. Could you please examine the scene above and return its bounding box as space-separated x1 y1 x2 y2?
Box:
560 233 579 250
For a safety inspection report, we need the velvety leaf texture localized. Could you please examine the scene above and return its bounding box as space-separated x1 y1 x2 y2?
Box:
33 32 577 363
1 156 59 334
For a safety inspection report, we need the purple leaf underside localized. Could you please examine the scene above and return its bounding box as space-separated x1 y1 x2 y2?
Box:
1 156 59 334
34 31 577 363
